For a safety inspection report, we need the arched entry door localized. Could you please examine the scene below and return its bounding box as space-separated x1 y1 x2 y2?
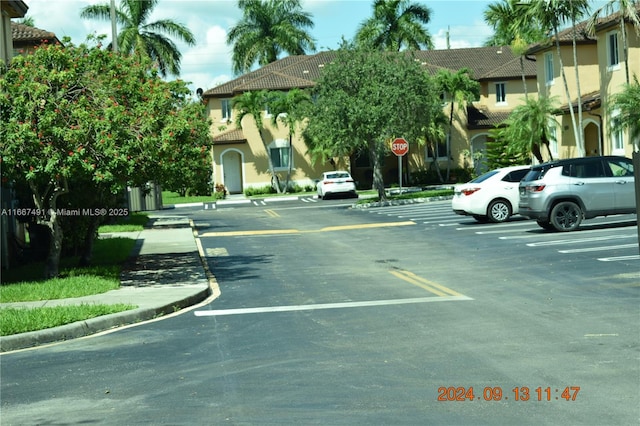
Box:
221 150 243 194
584 121 601 156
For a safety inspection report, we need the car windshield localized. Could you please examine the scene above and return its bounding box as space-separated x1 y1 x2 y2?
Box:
469 170 499 183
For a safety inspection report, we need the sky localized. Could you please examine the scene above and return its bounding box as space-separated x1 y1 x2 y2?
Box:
20 0 607 94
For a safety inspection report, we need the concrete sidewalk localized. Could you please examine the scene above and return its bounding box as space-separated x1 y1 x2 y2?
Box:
0 215 214 352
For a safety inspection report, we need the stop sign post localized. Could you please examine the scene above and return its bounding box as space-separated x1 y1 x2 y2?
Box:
391 138 408 193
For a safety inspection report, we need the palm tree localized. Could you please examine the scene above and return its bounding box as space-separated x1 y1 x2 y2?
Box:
355 0 433 51
420 110 448 183
16 16 35 26
233 90 283 193
227 0 316 75
484 0 545 98
524 0 589 157
610 76 640 151
436 68 480 181
80 0 195 77
501 96 561 163
268 89 311 192
587 0 640 85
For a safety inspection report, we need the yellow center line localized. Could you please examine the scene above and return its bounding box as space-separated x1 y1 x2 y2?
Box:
264 209 280 218
389 269 463 297
199 221 416 237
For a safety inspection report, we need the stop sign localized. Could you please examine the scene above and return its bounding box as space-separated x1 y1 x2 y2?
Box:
391 138 409 156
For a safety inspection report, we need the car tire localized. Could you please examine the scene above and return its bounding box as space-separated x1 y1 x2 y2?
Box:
487 199 511 223
536 220 554 231
550 201 583 232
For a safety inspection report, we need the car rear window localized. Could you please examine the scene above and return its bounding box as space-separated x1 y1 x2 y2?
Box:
326 172 350 179
470 170 499 183
503 168 529 182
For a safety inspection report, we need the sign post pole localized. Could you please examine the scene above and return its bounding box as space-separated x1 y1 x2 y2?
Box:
391 138 409 194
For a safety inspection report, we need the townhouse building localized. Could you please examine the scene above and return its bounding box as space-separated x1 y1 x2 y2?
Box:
202 46 536 193
526 5 639 160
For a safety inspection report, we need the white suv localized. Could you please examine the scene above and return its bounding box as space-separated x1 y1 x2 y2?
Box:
518 156 636 231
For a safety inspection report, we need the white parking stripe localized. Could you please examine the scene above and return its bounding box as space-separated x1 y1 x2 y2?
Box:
526 234 635 247
195 295 473 316
559 243 638 253
598 255 640 262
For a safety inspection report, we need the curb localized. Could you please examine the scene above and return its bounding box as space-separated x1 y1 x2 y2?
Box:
0 286 211 352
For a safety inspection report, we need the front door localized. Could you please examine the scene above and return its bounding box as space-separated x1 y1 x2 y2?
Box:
222 151 242 194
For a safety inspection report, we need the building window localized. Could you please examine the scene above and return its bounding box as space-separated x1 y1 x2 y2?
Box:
269 139 292 170
548 121 558 160
607 31 619 69
610 112 624 154
544 52 554 85
495 82 506 104
426 140 447 161
221 99 232 122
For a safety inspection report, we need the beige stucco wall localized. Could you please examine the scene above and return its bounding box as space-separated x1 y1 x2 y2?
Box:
208 97 336 192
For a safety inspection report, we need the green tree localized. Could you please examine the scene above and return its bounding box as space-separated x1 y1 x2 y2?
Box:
484 0 545 98
499 96 561 163
303 44 440 200
233 90 283 193
355 0 433 51
0 39 211 277
524 0 590 157
610 76 640 151
435 68 480 181
486 127 531 170
587 0 640 85
419 109 448 183
227 0 316 75
268 88 312 192
80 0 195 77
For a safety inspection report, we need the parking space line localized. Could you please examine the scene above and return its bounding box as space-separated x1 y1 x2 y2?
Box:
598 255 640 262
194 295 472 317
526 234 635 247
559 243 638 253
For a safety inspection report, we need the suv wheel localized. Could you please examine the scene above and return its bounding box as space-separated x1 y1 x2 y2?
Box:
487 199 511 223
550 201 583 231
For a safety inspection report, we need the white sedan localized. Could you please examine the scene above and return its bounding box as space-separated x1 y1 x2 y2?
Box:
452 165 530 223
317 171 358 199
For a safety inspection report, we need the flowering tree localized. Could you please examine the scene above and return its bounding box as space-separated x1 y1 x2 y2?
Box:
0 38 211 277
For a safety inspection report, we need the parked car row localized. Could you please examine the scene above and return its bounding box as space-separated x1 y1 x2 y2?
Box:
452 155 636 232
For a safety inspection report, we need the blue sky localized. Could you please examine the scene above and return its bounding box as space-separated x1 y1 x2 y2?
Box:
21 1 607 94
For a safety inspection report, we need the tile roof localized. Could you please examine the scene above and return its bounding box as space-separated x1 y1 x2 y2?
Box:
524 4 640 55
213 128 247 144
467 105 511 129
11 23 59 44
203 45 533 97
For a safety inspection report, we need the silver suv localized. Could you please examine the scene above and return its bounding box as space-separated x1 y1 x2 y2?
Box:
518 156 636 231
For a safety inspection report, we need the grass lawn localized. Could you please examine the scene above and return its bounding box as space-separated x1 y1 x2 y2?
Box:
0 234 138 336
98 212 149 233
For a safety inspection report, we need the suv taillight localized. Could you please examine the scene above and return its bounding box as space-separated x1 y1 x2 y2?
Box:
526 185 546 192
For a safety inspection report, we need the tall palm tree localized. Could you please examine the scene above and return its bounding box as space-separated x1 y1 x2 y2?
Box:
80 0 195 77
355 0 433 51
436 68 480 181
524 0 589 157
502 96 561 163
587 0 640 85
269 89 311 192
233 90 282 193
484 0 545 98
227 0 316 75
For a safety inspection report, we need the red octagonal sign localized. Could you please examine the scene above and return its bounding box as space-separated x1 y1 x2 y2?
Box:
391 137 409 157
